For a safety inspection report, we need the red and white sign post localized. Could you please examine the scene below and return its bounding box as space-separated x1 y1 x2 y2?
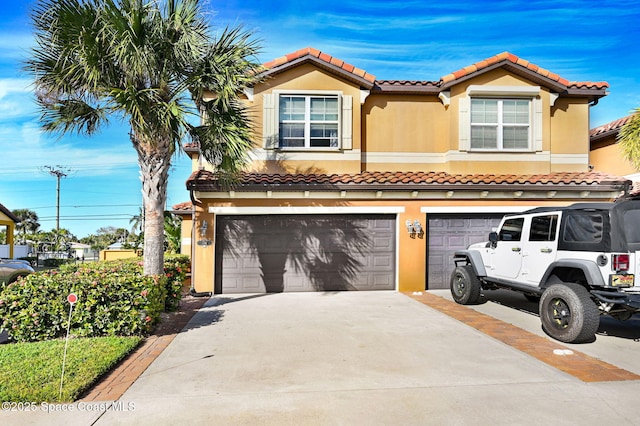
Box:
60 293 78 399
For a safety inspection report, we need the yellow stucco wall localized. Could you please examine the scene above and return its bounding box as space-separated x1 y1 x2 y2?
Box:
99 250 138 261
238 64 595 177
590 135 637 176
248 64 364 174
0 212 15 258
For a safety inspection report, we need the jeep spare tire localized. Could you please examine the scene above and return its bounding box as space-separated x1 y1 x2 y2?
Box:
450 265 482 305
539 283 599 343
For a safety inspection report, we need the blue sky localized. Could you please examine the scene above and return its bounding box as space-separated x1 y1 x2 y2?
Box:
0 0 639 239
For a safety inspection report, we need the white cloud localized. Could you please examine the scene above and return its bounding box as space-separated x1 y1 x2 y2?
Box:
0 78 30 98
0 121 139 181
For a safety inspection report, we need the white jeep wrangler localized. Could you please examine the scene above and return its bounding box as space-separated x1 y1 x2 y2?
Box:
451 200 640 343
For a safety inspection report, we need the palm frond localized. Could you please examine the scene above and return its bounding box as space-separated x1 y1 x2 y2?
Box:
618 109 640 172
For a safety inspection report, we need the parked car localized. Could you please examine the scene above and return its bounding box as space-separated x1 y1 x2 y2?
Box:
451 200 640 343
0 258 35 288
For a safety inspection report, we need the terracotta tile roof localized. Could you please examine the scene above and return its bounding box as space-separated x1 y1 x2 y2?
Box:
187 170 629 193
170 201 193 212
263 47 376 85
264 48 607 99
590 115 633 141
440 51 609 91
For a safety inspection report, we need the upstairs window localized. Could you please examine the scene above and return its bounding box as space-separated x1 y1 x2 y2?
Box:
458 86 542 153
470 99 531 150
279 95 339 148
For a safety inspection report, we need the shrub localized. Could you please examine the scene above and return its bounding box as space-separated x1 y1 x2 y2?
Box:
163 255 189 311
43 258 70 267
18 256 37 266
0 258 171 342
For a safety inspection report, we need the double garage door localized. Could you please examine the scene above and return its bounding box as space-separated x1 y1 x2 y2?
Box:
215 214 396 293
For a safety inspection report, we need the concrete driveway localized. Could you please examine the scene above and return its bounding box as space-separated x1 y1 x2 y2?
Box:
4 291 640 425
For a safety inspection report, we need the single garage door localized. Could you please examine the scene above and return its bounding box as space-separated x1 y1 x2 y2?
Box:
215 214 396 293
427 214 503 289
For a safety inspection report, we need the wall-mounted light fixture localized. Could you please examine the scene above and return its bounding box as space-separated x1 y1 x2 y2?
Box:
199 219 208 238
405 219 414 235
405 219 424 238
413 219 423 235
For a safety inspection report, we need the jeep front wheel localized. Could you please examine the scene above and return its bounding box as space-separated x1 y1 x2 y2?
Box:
450 265 482 305
539 283 599 343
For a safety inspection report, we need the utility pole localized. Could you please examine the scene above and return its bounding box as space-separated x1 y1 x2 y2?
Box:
43 165 71 251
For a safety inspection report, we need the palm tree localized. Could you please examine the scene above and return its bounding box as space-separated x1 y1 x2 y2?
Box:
619 109 640 171
164 212 181 254
12 209 40 244
25 0 262 275
129 207 144 235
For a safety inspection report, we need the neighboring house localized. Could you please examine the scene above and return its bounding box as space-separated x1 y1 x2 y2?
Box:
589 115 640 196
69 242 99 261
177 48 631 295
0 203 19 259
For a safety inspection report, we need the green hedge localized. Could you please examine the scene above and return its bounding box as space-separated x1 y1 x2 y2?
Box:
0 255 189 342
42 258 71 267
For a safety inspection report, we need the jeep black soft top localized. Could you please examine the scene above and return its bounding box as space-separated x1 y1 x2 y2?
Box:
513 200 640 252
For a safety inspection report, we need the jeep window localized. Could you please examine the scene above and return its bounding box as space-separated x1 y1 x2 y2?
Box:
499 218 524 241
529 215 558 241
623 210 640 244
563 214 603 243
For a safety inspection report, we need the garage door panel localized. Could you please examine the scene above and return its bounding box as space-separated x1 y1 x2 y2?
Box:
428 214 503 290
216 214 396 293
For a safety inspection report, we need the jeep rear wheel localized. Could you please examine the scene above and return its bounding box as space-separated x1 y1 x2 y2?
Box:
539 283 599 343
450 265 482 305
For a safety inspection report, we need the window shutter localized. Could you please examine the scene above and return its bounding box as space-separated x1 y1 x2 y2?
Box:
342 95 353 150
459 97 470 151
533 97 542 151
263 93 277 148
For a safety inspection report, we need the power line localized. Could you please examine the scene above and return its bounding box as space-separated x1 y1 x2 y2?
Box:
42 165 73 248
27 203 142 209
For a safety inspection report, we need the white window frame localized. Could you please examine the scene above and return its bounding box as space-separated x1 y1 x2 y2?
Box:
263 90 353 151
279 94 340 149
470 98 531 151
459 85 542 153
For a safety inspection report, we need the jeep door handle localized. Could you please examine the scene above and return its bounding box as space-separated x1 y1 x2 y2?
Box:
540 248 553 253
512 247 521 252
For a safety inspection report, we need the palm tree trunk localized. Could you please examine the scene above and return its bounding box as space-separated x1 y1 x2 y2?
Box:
137 145 171 276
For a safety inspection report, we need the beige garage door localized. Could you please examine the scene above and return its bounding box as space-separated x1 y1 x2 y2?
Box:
215 214 396 293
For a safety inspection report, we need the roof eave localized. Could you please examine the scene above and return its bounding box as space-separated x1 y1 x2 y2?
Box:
371 83 440 95
260 56 375 89
188 181 629 194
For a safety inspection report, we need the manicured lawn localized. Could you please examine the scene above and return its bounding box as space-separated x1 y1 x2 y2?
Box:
0 336 141 402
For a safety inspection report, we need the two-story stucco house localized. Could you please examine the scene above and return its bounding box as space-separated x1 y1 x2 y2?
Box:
175 48 631 295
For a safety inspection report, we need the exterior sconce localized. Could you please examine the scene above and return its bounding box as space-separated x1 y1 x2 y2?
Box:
197 219 212 247
413 220 423 235
405 219 424 239
199 219 208 238
405 219 414 234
